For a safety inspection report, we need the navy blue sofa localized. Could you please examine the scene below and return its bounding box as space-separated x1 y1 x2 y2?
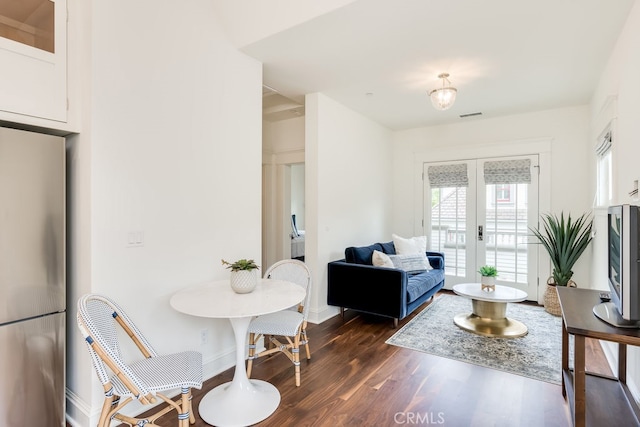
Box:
327 241 445 327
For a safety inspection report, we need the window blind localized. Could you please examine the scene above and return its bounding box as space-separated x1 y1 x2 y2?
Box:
595 131 612 157
427 163 469 188
483 159 531 184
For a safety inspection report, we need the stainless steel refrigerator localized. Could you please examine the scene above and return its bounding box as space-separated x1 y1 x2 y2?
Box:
0 127 65 426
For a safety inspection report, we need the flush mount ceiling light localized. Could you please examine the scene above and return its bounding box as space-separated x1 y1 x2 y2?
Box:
429 73 457 111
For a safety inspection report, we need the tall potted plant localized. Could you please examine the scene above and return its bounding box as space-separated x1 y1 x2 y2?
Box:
530 212 593 315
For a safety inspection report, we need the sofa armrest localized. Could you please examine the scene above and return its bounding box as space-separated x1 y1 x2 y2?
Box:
327 260 408 319
426 251 445 270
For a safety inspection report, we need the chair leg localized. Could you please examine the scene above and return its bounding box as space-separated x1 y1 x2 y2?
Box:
188 388 196 425
189 396 196 425
293 333 301 387
98 388 116 427
266 334 274 350
302 325 311 360
179 387 191 427
247 332 256 378
98 401 112 427
393 318 399 328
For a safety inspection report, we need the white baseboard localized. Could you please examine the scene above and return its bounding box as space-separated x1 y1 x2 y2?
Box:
308 305 339 324
65 388 93 427
600 340 618 373
203 345 236 381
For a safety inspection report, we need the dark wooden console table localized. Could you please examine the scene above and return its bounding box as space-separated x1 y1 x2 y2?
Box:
557 287 640 426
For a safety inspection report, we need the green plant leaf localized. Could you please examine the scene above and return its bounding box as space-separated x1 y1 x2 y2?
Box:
530 211 592 286
221 258 260 272
478 265 498 276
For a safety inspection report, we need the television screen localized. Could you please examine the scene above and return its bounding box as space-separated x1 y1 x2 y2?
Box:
608 208 622 300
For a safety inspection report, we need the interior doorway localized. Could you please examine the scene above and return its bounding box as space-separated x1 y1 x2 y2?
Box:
261 85 306 270
262 161 305 271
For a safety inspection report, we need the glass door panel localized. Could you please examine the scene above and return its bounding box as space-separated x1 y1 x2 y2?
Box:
431 186 467 278
477 156 539 298
483 183 529 283
425 161 476 286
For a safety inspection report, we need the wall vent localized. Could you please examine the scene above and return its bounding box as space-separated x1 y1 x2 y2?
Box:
459 112 483 118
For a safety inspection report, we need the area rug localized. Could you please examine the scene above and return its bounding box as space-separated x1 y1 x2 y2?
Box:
386 293 564 384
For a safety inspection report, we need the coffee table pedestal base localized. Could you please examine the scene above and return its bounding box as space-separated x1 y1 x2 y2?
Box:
454 300 528 338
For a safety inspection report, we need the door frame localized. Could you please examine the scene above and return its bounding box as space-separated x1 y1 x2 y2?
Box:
412 138 551 304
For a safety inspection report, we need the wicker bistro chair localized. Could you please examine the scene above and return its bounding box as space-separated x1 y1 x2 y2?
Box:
76 294 203 427
247 259 312 386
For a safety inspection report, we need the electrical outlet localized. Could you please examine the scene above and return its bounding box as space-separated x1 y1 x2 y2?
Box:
126 231 144 248
200 328 209 346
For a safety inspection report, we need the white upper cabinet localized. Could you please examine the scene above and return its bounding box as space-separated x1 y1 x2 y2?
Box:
0 0 67 123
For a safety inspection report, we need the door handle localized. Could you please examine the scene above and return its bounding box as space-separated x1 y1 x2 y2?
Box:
478 225 483 241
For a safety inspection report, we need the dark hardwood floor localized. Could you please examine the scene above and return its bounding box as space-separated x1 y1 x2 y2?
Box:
131 293 612 426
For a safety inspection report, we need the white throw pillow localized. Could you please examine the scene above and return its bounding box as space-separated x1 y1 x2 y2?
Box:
389 253 432 272
392 233 427 255
372 250 395 268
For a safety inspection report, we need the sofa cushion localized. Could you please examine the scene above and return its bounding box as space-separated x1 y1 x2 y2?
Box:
389 253 432 272
379 241 396 255
372 250 395 268
426 253 444 270
345 243 383 265
406 269 445 303
392 234 427 255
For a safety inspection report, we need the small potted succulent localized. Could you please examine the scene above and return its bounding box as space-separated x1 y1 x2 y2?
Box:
222 258 260 294
478 265 498 292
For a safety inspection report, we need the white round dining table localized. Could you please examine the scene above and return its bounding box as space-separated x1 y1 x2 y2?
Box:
170 278 306 427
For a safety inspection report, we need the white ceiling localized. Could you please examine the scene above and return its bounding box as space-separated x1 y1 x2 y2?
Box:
227 0 636 130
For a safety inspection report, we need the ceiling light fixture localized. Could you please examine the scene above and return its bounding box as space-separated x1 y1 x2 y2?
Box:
429 73 457 111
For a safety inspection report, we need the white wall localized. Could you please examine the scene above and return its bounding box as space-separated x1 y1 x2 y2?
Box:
66 1 262 425
392 106 593 300
590 0 640 405
305 93 393 322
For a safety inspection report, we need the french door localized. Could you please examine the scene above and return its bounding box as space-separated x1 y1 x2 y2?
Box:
424 155 539 300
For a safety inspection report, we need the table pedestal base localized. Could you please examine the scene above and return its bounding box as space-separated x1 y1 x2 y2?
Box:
454 299 527 338
199 316 281 427
199 379 280 427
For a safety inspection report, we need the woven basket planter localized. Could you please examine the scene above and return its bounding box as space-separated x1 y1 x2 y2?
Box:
544 277 576 316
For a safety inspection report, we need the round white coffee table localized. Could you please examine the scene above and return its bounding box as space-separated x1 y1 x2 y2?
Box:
452 283 528 338
170 279 306 427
